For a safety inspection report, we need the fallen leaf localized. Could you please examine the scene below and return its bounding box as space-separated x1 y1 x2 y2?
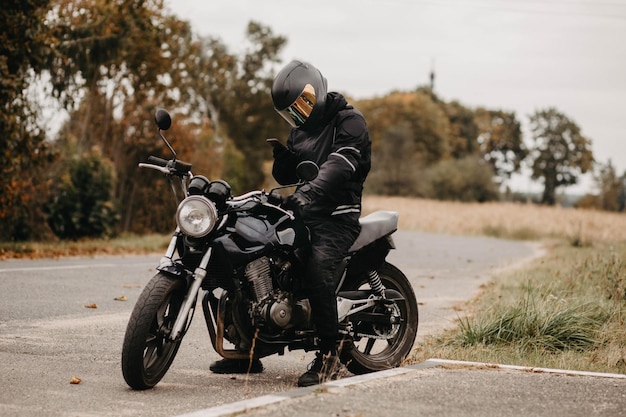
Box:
70 376 82 384
83 304 98 309
114 295 127 301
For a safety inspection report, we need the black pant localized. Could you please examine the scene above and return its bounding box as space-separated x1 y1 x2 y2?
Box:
303 217 360 355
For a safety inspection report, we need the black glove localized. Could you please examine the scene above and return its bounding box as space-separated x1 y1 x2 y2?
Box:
285 189 312 218
266 138 287 158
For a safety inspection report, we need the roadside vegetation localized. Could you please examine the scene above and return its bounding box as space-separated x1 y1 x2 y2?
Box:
0 233 169 260
409 242 626 374
367 197 626 375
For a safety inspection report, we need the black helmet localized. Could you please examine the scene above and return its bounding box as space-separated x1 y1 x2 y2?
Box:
271 60 328 128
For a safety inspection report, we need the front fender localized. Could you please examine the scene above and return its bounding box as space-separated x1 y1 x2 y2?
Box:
157 262 193 287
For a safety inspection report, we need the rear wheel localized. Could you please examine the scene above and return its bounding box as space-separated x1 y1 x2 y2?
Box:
121 272 187 390
340 262 418 374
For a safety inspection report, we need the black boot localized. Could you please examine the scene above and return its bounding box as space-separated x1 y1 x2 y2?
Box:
209 358 263 374
297 352 346 387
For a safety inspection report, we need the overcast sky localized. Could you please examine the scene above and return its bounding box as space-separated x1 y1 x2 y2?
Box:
165 0 626 193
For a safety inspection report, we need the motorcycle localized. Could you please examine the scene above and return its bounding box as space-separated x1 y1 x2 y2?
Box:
121 109 419 390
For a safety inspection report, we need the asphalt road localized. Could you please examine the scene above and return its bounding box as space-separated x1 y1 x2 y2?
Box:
0 231 543 417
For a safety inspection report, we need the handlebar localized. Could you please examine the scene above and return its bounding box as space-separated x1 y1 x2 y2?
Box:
140 156 192 176
147 156 169 167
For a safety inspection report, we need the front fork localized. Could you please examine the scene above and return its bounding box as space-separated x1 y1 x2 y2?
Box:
159 231 213 342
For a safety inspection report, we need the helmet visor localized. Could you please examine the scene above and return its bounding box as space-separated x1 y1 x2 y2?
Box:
276 84 316 128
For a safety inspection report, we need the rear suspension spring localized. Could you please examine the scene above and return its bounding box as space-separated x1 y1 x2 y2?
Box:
367 269 386 296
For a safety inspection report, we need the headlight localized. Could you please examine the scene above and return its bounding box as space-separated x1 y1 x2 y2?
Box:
175 195 218 237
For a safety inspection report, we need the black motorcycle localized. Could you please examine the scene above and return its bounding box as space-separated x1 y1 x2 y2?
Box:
121 109 419 390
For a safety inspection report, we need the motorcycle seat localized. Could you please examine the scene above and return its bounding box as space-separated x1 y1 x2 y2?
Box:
349 211 399 252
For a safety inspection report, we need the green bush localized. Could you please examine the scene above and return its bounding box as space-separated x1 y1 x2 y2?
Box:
45 151 119 239
419 157 499 202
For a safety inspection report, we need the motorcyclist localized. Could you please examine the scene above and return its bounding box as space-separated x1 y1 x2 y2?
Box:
210 59 371 386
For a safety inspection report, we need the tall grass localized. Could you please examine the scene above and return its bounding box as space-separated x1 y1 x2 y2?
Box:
454 292 606 351
409 242 626 374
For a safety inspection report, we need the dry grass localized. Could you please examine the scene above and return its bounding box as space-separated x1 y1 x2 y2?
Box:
0 233 170 260
363 196 626 244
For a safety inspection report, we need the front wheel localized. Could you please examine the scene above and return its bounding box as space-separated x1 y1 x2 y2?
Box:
121 272 188 390
340 262 418 374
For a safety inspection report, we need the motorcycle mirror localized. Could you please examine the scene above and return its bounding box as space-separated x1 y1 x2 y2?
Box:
155 108 172 131
154 108 177 159
296 161 319 182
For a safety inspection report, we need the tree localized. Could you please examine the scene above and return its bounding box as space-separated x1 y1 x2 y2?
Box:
358 91 451 165
366 123 421 195
528 108 594 205
474 108 527 182
593 160 625 212
180 21 287 192
48 11 287 233
0 0 58 240
44 0 185 235
440 100 479 159
45 0 168 108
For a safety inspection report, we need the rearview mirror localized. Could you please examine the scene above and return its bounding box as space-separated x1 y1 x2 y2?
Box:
155 108 172 131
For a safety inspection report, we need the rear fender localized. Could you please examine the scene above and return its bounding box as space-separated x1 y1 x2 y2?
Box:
343 235 395 286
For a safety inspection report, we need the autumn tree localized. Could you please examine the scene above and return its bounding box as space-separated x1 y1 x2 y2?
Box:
593 160 625 212
440 100 479 159
43 0 183 234
178 21 287 192
474 108 527 182
47 5 287 232
358 91 451 165
528 108 594 205
46 0 169 108
366 123 420 195
0 0 58 240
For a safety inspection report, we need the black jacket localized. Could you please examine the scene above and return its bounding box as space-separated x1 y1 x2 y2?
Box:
272 92 371 223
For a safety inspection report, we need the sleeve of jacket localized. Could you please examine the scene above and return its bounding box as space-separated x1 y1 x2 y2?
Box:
306 112 369 198
271 135 300 185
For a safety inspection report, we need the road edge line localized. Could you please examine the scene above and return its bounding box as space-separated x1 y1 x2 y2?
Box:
172 358 626 417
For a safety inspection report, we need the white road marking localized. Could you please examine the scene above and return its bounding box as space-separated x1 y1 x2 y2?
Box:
0 262 154 273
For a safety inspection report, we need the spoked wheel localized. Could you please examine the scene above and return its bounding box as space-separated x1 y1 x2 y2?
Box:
121 272 188 390
340 262 418 374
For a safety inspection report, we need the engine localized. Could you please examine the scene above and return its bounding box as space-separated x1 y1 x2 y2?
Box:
244 256 310 330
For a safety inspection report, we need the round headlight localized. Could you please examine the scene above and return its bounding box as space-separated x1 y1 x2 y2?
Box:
175 195 218 237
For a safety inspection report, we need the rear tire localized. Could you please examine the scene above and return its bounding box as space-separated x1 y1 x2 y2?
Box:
340 262 418 374
121 272 187 390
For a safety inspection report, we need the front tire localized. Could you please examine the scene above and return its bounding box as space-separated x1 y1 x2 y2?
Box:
340 262 418 374
121 272 187 390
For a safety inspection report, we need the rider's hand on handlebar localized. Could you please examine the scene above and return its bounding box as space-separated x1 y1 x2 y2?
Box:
285 190 311 218
268 190 284 206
